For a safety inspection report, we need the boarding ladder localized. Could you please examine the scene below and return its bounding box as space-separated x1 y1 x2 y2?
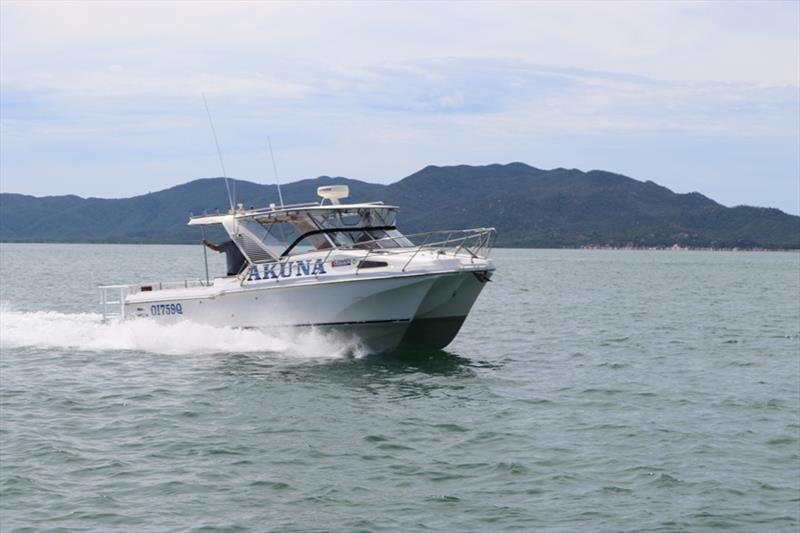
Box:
98 285 129 322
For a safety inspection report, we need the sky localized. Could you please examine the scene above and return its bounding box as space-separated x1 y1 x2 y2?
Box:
1 1 798 214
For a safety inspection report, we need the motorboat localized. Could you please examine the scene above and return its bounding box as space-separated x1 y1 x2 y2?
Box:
99 185 496 352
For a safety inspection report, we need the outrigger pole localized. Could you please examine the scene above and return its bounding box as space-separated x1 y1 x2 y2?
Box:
200 92 231 284
201 93 235 212
267 136 285 208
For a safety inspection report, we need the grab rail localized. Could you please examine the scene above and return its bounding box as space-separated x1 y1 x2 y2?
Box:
97 278 208 318
98 284 129 322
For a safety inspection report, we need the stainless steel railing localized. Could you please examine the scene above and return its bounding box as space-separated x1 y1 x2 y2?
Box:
100 228 495 294
237 227 495 281
97 279 209 320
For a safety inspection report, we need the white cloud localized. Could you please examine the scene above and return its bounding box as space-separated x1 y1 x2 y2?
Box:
0 1 798 214
2 1 798 86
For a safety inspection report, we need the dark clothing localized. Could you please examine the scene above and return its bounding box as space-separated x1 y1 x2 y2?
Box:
219 240 247 276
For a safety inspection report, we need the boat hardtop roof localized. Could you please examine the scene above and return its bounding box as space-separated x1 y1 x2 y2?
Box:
187 201 399 226
187 193 410 264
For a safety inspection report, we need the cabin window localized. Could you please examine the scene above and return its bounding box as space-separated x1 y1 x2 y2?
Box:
365 228 412 248
305 208 411 250
249 218 331 257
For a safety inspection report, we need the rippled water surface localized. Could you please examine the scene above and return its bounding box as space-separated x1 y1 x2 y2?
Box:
1 244 799 531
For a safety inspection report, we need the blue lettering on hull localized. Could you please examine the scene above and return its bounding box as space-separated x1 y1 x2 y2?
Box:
247 259 327 283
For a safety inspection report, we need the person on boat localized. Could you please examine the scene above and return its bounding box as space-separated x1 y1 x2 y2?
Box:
202 239 247 276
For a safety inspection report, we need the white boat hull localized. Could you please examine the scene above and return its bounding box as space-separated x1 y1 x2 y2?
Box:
123 268 492 352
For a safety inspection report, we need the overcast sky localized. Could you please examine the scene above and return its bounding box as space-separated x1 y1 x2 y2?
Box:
1 1 798 214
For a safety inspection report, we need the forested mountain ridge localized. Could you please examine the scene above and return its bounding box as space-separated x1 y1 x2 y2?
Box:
2 163 798 249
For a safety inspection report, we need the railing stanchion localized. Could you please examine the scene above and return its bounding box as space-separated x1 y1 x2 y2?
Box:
402 246 422 272
119 287 126 319
355 249 372 275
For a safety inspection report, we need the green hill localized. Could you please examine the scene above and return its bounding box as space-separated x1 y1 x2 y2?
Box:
1 163 798 249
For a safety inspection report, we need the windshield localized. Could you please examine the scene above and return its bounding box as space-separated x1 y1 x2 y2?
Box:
236 207 413 262
308 208 412 249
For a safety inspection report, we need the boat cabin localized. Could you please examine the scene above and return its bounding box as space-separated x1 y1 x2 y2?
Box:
187 186 412 265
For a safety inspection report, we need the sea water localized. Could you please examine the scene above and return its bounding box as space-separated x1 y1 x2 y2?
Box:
1 244 798 531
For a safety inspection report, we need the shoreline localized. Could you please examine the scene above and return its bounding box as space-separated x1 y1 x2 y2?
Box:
1 241 797 252
579 244 800 252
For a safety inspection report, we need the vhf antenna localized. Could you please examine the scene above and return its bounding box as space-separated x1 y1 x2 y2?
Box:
202 93 235 212
267 136 285 208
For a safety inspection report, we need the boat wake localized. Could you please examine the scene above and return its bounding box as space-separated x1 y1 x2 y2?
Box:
0 303 366 359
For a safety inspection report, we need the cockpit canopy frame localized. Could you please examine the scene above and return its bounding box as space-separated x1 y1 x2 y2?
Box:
188 203 412 264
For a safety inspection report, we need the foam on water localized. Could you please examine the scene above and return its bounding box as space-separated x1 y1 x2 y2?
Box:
0 302 364 359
